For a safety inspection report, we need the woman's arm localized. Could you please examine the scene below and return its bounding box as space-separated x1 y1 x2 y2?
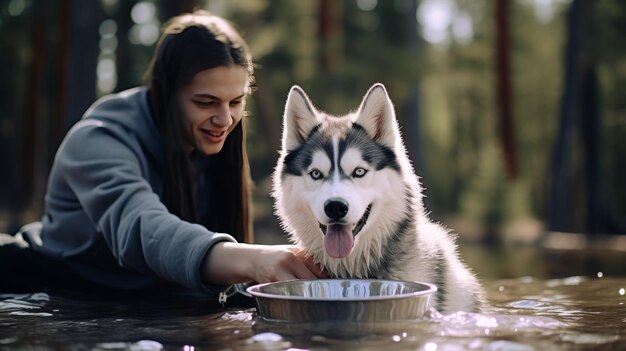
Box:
56 121 237 292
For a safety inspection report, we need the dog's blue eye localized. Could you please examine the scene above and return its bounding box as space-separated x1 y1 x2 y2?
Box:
352 167 368 178
309 169 323 180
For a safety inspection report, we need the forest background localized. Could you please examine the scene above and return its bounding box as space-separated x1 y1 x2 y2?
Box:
1 0 624 247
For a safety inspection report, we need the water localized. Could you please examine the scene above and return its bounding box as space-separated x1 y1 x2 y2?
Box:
1 249 625 350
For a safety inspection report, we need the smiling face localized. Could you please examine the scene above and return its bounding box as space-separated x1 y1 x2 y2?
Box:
177 65 249 155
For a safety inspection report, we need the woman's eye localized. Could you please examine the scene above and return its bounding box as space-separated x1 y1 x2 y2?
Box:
194 100 215 107
352 167 368 178
309 169 323 180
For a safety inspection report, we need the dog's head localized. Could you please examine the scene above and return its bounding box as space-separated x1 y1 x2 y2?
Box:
272 84 413 261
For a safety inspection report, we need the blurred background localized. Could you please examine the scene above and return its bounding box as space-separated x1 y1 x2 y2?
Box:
1 0 625 276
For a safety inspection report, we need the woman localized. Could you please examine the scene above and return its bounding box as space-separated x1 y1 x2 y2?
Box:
1 11 323 299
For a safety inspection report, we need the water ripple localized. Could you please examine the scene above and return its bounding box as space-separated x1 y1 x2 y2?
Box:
560 333 621 345
0 293 49 312
432 311 564 338
0 276 624 350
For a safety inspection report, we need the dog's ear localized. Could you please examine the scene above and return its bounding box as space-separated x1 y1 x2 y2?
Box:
354 83 399 147
282 85 321 151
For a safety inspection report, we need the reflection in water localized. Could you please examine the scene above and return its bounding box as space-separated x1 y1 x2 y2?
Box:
0 276 624 350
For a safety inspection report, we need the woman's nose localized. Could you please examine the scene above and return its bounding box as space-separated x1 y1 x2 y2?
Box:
211 104 232 127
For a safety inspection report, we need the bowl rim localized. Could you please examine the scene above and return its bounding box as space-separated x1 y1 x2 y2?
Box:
246 278 437 302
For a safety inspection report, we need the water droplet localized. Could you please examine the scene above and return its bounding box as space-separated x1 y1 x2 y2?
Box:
29 293 50 302
619 288 625 296
132 340 162 350
487 340 534 351
597 272 603 278
392 335 401 342
562 276 586 286
498 286 504 292
95 342 128 349
424 342 438 351
468 339 484 349
249 332 283 342
509 299 544 309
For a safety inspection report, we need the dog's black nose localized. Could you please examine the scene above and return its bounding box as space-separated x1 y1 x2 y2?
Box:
324 198 349 221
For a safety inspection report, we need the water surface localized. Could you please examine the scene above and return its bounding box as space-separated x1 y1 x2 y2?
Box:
1 248 625 350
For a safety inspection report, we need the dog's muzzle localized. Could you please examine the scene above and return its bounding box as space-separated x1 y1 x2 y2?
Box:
319 203 372 237
319 203 372 258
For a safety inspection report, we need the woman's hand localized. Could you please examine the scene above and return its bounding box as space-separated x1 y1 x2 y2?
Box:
201 242 327 285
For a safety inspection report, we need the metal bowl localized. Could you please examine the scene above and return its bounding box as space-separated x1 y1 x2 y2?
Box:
246 279 437 323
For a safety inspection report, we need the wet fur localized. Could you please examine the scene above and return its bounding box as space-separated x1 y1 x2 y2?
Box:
272 83 484 312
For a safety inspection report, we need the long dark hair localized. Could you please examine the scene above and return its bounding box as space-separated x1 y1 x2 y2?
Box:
145 10 254 243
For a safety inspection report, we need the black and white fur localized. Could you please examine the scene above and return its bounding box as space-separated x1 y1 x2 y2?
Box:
272 83 484 312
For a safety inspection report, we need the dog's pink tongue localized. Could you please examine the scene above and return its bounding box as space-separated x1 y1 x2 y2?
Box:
324 224 354 258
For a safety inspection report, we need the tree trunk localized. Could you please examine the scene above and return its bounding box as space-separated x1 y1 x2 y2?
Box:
495 0 517 179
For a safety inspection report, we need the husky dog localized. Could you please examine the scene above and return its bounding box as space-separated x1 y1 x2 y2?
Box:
272 83 484 312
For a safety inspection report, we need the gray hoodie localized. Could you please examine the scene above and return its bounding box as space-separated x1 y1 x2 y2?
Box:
35 87 236 293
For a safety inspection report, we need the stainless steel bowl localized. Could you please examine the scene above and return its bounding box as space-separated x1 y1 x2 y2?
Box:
246 279 437 323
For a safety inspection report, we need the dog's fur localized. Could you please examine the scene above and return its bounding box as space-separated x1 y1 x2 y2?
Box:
272 83 484 312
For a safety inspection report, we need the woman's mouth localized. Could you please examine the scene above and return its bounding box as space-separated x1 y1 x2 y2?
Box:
201 128 225 137
200 128 227 142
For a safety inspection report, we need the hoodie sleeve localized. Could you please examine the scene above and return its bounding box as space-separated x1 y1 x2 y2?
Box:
56 120 236 293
